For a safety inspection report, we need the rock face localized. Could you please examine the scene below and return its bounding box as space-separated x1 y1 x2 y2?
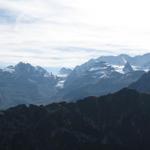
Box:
123 62 133 73
0 89 150 149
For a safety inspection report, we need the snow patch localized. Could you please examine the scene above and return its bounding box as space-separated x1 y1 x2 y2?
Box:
57 74 68 78
56 80 65 88
99 73 108 79
2 66 15 73
112 65 124 74
89 66 108 72
44 72 53 78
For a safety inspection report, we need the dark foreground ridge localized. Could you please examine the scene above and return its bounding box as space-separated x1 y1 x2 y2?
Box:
0 88 150 149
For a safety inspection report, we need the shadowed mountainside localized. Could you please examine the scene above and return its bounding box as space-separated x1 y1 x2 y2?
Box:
129 71 150 93
0 88 150 149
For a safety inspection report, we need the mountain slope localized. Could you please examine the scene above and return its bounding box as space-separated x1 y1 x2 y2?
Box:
129 71 150 93
56 67 72 89
0 62 58 109
59 67 72 75
0 89 150 149
56 60 145 101
123 62 133 73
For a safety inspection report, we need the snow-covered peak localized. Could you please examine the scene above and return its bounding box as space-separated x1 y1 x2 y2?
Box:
112 63 134 74
1 62 56 79
70 59 116 80
74 60 110 73
15 62 35 74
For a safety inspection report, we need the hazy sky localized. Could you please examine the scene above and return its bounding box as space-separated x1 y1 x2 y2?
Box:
0 0 150 67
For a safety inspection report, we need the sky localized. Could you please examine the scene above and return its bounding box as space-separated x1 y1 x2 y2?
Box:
0 0 150 68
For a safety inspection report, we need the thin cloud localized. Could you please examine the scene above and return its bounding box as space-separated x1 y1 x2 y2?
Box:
0 0 149 68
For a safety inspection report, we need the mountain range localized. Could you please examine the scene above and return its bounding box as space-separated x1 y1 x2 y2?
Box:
0 53 150 149
97 53 150 69
56 59 144 101
0 53 150 108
